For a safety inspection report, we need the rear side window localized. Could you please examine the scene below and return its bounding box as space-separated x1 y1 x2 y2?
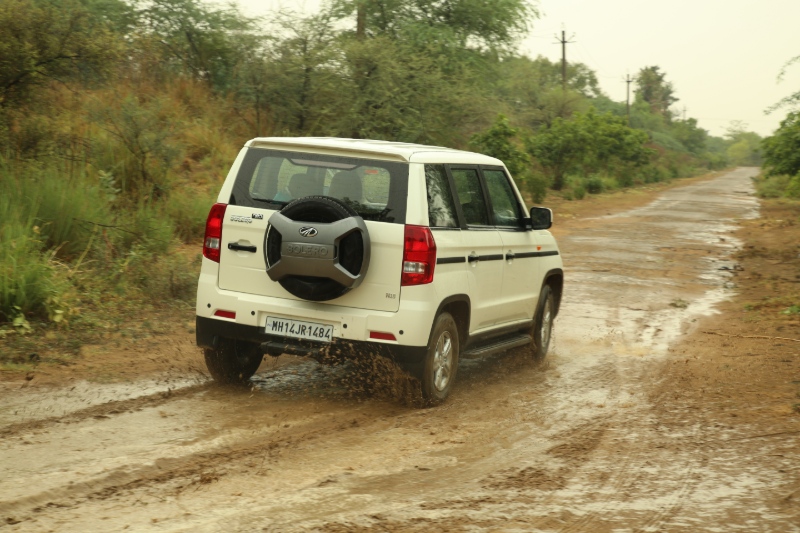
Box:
483 169 524 228
450 168 490 226
230 148 409 223
425 165 458 228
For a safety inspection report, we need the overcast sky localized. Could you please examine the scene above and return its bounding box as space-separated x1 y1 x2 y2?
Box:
236 0 800 138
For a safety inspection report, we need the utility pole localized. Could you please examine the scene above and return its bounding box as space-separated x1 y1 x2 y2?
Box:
554 29 575 92
625 73 632 127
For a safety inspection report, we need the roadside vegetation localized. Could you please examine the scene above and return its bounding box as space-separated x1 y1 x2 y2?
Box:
0 0 785 362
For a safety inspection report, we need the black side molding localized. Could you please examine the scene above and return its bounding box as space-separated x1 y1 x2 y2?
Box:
509 250 560 259
437 256 467 265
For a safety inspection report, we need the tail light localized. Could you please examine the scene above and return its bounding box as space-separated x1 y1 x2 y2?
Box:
203 203 227 263
401 225 436 286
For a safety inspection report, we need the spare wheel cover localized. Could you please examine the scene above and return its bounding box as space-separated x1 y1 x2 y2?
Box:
264 196 371 302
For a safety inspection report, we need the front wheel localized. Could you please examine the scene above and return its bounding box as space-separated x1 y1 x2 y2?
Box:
419 312 460 406
532 284 555 361
204 339 263 384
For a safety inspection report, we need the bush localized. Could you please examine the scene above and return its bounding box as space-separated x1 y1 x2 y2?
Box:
585 176 604 194
571 183 586 200
0 207 66 323
163 189 217 243
785 175 800 199
756 174 792 199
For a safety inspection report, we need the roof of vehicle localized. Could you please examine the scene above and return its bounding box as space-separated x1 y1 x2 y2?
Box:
245 137 504 166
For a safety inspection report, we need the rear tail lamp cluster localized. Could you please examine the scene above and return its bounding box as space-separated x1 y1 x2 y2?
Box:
401 225 436 286
203 203 228 263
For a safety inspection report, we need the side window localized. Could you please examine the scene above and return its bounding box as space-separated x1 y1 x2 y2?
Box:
451 168 490 226
483 169 524 228
424 165 458 228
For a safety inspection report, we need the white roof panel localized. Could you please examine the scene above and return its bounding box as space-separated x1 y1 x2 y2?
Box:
245 137 503 166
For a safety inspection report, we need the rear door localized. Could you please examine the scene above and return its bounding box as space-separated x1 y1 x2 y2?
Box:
447 166 505 331
217 148 408 313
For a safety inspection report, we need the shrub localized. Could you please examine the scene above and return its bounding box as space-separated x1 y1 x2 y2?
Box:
585 176 604 194
755 174 791 199
163 189 217 243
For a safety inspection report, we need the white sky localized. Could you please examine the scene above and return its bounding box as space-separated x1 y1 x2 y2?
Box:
236 0 800 138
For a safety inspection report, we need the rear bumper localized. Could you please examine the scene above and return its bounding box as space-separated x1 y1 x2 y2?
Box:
196 316 427 367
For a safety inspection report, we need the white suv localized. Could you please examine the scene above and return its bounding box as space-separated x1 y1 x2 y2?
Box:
196 137 563 404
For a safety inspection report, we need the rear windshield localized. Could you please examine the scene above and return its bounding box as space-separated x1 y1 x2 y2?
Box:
229 148 409 224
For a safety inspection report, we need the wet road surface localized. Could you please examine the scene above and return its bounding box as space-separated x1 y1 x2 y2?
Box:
3 168 796 532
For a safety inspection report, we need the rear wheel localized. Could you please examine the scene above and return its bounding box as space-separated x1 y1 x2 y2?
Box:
419 312 459 406
532 284 555 361
204 339 263 384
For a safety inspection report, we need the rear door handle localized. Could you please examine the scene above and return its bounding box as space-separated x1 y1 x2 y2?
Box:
505 252 515 260
468 253 480 263
228 242 257 253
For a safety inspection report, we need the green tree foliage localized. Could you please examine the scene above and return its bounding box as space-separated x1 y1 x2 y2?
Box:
0 0 119 108
134 0 254 90
527 110 651 190
330 0 536 52
470 114 547 202
494 56 596 129
670 118 708 155
470 115 528 177
635 66 678 120
762 112 800 176
725 121 763 166
238 13 340 136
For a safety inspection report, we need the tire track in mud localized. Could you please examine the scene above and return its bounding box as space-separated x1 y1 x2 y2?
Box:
1 395 397 527
0 383 208 439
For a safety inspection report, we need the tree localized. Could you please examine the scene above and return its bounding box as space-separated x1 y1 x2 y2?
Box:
238 13 341 136
767 55 800 112
527 110 651 190
470 114 528 176
0 0 119 108
762 112 800 176
329 0 536 53
725 121 763 166
494 56 597 129
134 0 254 91
669 118 708 155
635 66 678 120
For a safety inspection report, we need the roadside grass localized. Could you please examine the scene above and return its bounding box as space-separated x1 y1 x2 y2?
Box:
735 197 800 328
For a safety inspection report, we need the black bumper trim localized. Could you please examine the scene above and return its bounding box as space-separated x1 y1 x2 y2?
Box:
196 316 427 365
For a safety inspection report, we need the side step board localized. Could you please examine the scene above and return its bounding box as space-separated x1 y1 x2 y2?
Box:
461 334 531 359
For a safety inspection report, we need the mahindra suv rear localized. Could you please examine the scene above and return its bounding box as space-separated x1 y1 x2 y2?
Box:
196 137 563 405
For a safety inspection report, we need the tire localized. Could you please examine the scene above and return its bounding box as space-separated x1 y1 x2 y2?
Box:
532 284 555 362
418 312 460 406
265 196 370 301
204 339 263 384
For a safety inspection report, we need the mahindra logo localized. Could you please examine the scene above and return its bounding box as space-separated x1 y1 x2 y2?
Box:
299 226 318 238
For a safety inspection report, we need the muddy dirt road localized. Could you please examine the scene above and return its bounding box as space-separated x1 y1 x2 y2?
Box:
2 168 798 532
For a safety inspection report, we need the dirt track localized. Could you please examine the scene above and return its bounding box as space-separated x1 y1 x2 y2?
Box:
2 168 799 532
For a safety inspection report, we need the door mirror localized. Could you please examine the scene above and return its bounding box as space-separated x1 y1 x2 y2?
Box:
529 207 553 230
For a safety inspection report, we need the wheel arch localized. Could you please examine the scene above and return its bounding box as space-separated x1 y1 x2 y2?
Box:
432 294 471 346
543 268 564 317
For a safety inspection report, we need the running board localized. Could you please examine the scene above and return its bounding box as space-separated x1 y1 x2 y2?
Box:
461 334 531 359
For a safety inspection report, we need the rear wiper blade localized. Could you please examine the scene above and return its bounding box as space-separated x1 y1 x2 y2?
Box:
252 197 287 207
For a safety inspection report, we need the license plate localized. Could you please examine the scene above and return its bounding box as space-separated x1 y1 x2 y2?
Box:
265 316 334 342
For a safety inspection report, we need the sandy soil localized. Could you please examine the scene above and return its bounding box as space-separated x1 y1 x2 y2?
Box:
1 168 798 532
